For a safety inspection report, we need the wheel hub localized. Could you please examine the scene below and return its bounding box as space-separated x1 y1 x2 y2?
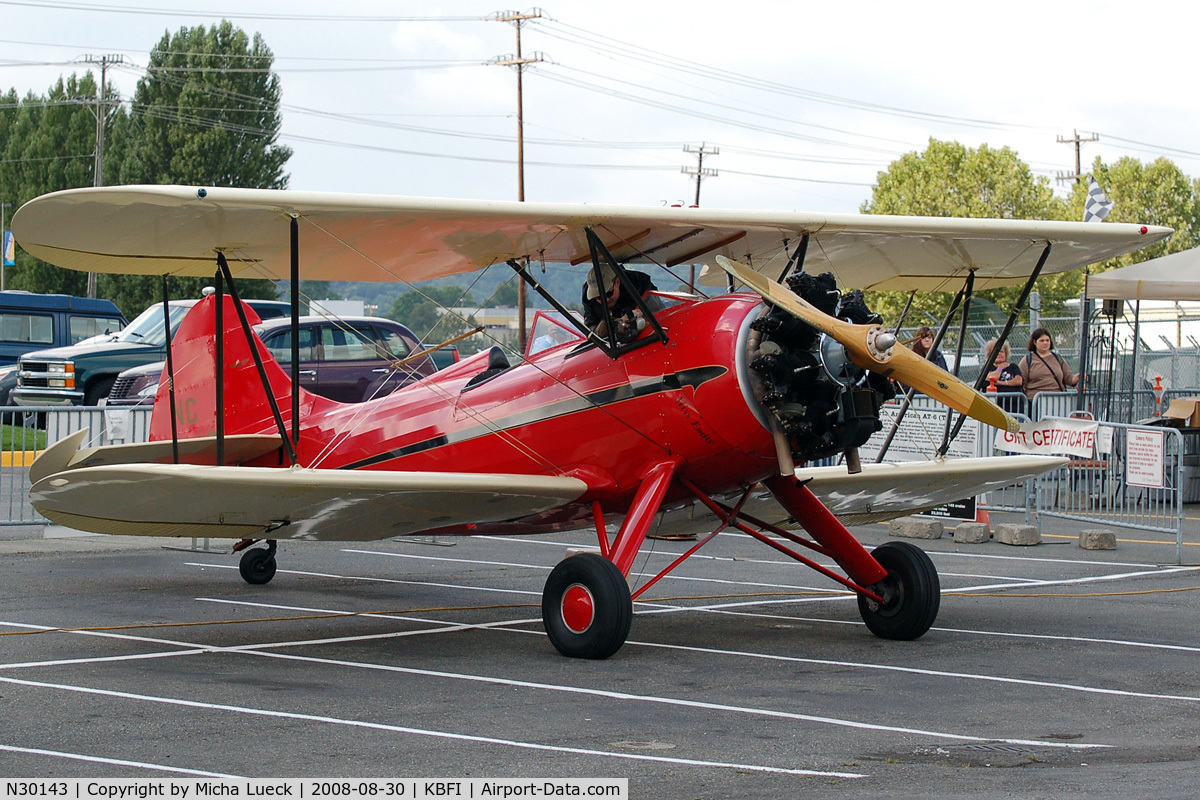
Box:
560 583 595 634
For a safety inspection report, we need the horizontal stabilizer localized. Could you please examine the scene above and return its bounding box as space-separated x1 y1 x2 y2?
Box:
29 428 285 484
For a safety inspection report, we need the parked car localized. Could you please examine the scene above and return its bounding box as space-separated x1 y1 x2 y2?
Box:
107 315 437 407
0 291 128 405
13 295 289 407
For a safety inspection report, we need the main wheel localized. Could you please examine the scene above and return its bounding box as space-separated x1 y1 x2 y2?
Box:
857 541 940 640
239 547 277 585
541 553 632 659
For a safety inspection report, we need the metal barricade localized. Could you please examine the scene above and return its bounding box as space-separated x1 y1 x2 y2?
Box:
1034 419 1186 564
0 405 153 526
1030 390 1158 423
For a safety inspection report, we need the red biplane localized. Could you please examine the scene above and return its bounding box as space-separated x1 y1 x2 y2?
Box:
12 186 1169 658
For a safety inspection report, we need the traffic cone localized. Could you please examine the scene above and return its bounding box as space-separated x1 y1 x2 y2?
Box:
975 506 991 530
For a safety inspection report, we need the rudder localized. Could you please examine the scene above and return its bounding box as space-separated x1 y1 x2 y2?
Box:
148 295 318 442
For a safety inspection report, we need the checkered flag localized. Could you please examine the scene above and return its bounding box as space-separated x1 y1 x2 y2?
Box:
1083 175 1114 223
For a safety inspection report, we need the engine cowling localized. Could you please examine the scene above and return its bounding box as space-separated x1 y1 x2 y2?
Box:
746 271 896 464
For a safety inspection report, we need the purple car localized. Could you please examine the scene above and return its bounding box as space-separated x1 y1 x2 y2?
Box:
106 315 436 407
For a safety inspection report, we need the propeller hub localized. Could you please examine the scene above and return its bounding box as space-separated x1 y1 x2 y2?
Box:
865 325 895 363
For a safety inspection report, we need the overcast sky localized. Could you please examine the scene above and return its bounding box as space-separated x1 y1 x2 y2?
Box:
2 0 1197 216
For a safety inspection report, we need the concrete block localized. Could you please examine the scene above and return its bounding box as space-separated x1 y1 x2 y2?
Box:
993 523 1041 546
888 518 944 539
565 547 602 560
1078 529 1117 550
953 522 990 544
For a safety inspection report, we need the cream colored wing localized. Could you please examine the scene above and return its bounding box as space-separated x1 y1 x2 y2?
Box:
648 455 1065 535
794 455 1064 526
31 463 588 541
12 185 1170 289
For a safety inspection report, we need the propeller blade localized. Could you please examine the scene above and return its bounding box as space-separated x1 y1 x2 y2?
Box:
717 255 1018 433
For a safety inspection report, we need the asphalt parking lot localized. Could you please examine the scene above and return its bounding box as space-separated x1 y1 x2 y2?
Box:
1 513 1198 799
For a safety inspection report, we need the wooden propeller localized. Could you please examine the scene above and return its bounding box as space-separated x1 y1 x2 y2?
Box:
717 255 1018 433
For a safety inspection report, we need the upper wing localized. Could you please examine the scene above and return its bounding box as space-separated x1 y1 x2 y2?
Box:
12 185 1171 291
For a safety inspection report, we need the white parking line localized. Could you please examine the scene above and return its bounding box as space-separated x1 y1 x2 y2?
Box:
0 675 863 779
0 743 241 777
3 599 1127 751
464 534 1163 569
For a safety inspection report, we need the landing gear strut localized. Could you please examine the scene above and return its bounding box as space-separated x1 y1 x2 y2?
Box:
541 553 632 659
857 541 940 640
238 539 278 585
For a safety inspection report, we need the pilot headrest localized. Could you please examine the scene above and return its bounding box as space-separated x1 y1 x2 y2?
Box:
585 265 619 301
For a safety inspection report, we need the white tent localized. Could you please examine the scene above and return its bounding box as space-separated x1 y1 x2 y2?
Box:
1088 247 1200 301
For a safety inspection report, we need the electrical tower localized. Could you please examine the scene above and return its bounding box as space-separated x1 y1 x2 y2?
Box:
1055 129 1099 185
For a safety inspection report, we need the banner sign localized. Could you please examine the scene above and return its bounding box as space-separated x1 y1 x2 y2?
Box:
2 229 12 267
995 417 1098 458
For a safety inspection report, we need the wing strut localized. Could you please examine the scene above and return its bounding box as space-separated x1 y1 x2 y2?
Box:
937 268 978 455
289 215 300 452
873 283 967 462
939 242 1053 454
161 276 179 464
216 252 297 466
777 233 809 283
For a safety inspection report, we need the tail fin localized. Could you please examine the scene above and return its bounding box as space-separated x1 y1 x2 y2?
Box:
148 295 326 441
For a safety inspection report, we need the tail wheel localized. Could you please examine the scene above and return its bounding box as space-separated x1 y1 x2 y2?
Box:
857 541 940 640
542 553 632 659
239 546 277 585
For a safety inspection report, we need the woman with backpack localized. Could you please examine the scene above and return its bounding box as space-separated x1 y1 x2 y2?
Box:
1021 327 1081 402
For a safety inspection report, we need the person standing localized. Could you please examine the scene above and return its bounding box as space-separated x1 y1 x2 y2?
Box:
983 338 1024 414
911 326 947 370
1021 327 1080 402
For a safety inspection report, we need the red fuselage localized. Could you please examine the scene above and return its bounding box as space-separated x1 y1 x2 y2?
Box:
151 293 779 534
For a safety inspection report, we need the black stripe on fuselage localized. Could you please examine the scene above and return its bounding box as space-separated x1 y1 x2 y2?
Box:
338 365 727 470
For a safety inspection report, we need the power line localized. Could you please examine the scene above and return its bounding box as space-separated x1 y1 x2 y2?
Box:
0 1 489 22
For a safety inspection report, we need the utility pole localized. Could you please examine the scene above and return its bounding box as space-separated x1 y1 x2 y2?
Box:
81 54 123 298
1055 129 1099 185
492 9 543 353
681 143 718 290
682 143 718 206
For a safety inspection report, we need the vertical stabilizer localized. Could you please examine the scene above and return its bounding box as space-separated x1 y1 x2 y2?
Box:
148 296 323 442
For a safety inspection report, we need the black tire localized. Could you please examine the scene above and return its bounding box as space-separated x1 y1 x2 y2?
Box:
541 553 632 659
857 541 940 640
239 547 277 585
84 376 116 407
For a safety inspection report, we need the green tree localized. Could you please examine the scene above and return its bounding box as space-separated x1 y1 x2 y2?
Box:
860 138 1073 320
488 281 532 308
1 74 129 295
1069 156 1200 269
103 21 292 315
390 285 483 353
